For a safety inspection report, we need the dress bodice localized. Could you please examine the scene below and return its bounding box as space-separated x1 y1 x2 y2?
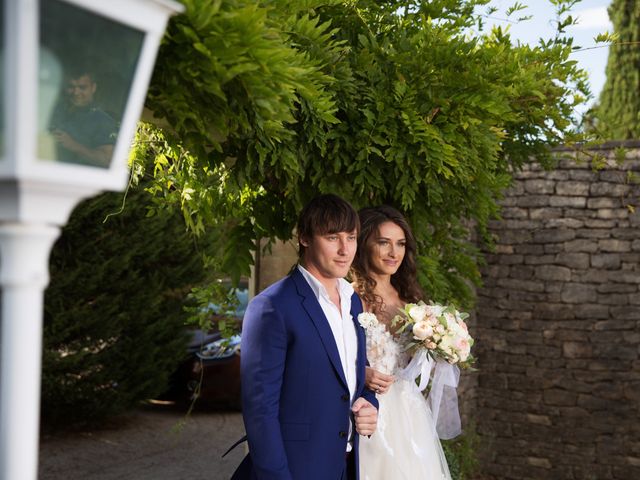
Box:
364 321 410 376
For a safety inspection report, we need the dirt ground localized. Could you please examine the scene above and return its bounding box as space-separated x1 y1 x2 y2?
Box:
38 403 247 480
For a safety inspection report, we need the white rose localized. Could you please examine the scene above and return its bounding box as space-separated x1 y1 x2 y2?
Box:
408 304 428 323
412 321 433 341
425 304 444 317
439 334 454 351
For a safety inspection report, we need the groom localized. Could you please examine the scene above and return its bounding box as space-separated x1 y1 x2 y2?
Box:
231 194 378 480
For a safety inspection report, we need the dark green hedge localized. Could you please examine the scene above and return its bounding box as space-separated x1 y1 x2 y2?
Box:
42 184 211 428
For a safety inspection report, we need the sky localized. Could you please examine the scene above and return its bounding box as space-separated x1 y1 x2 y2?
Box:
480 0 613 114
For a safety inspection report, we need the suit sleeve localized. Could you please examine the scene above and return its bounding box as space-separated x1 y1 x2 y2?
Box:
240 295 293 480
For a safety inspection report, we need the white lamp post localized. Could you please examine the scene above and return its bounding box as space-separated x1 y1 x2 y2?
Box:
0 1 183 479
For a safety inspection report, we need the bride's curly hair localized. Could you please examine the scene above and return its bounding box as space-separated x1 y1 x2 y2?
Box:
351 205 424 313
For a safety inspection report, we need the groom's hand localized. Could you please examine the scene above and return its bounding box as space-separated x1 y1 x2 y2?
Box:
352 397 378 436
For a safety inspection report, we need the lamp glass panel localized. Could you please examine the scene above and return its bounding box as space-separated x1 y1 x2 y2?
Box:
38 0 144 169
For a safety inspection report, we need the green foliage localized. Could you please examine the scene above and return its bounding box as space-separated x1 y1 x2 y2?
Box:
442 424 482 479
137 0 590 308
592 0 640 139
42 183 215 428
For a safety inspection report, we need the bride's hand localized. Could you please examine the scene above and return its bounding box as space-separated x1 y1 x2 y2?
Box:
366 366 395 394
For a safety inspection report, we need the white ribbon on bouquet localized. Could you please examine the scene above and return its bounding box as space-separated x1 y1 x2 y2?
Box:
397 349 461 440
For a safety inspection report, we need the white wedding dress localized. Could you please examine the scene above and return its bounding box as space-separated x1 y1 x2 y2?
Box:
359 319 452 480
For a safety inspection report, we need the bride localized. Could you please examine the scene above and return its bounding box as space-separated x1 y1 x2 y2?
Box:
351 205 453 480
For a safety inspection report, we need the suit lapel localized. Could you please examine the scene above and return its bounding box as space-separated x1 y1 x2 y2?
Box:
292 269 348 388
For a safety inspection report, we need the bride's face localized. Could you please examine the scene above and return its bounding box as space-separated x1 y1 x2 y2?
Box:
368 221 406 276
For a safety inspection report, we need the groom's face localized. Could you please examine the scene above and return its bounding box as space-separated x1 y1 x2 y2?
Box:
301 230 357 282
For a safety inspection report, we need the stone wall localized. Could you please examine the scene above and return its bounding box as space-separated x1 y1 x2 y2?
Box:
475 143 640 479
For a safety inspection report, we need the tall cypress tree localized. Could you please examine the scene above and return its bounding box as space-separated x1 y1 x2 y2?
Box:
597 0 640 139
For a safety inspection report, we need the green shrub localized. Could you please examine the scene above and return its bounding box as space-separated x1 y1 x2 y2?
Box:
443 423 481 480
41 184 212 428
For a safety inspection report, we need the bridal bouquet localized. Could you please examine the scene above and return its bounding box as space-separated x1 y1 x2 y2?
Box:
394 301 475 369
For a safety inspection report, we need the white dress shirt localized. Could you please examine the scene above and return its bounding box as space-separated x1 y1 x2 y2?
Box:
298 265 358 450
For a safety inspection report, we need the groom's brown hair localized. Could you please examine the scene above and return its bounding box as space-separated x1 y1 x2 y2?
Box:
296 194 359 259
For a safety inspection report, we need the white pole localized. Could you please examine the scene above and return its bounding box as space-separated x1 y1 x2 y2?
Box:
0 223 60 480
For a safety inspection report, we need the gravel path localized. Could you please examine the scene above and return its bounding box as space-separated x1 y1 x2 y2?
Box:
39 404 246 480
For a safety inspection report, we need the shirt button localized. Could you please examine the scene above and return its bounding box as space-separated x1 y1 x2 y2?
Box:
339 431 347 438
341 394 349 401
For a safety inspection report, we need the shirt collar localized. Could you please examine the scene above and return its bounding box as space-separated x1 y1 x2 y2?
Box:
297 264 354 302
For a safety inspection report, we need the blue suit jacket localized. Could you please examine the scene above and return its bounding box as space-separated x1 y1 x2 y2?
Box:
231 268 378 480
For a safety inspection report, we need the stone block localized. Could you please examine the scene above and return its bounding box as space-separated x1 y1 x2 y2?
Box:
526 414 553 426
533 229 576 243
496 230 533 245
623 382 640 402
597 283 637 294
510 265 535 280
530 207 563 220
570 170 597 181
524 255 555 265
632 239 640 252
544 243 565 254
591 183 631 196
577 393 612 410
534 303 575 320
547 170 570 181
576 228 614 239
527 345 562 358
556 181 591 196
499 196 520 207
546 218 585 229
549 196 587 208
585 219 618 228
535 265 572 282
545 281 565 293
572 270 610 284
599 171 626 183
555 252 590 269
525 179 556 194
573 304 611 320
545 329 588 341
564 239 598 253
587 197 622 209
612 228 640 239
514 244 545 255
501 207 529 219
591 254 622 269
597 293 630 305
611 271 640 284
481 265 511 278
564 208 597 218
620 252 640 263
495 244 515 254
594 344 638 361
526 457 552 469
563 341 593 359
544 388 577 406
500 220 538 230
594 319 637 331
609 306 640 320
561 283 598 303
496 278 546 293
517 195 551 207
597 209 629 220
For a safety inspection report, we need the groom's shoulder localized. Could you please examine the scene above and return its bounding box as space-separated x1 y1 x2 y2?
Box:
253 271 298 301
